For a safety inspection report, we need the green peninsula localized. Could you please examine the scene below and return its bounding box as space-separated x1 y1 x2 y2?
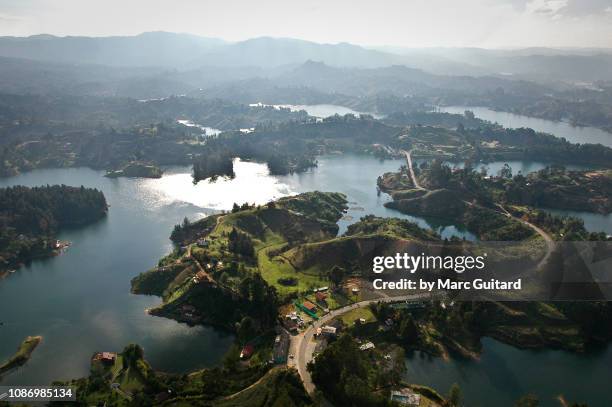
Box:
0 185 108 273
0 336 42 377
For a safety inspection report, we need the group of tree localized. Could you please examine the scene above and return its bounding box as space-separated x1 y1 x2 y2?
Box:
308 334 401 406
192 148 235 182
238 272 279 328
228 227 255 257
0 184 107 271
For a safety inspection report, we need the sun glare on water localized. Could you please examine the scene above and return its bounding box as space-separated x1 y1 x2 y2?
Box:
143 158 295 210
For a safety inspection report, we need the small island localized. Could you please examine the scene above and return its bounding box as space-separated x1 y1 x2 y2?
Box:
104 161 163 179
0 336 42 377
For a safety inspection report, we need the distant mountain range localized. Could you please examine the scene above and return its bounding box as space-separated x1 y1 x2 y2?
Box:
0 32 226 67
1 32 612 84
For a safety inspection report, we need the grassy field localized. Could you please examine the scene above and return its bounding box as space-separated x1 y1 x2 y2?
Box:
257 242 327 295
337 306 377 326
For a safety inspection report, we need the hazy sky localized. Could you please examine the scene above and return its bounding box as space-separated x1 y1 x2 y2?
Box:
0 0 611 48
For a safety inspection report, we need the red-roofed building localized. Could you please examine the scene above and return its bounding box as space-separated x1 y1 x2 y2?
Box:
303 301 317 312
240 344 254 359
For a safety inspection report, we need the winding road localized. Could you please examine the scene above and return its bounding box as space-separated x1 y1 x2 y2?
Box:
401 149 554 268
292 293 431 395
401 149 424 190
495 203 554 269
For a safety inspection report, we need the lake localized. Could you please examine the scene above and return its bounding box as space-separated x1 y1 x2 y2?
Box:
0 168 236 385
439 106 612 148
405 338 612 407
0 154 609 404
276 155 476 240
249 103 383 119
543 208 612 236
177 119 222 136
0 155 472 385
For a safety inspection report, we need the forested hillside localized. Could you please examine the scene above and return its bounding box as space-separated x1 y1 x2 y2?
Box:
0 185 108 271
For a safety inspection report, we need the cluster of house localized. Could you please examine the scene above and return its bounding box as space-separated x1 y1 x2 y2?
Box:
283 311 305 333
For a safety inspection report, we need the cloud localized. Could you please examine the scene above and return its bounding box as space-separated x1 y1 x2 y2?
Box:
558 0 612 17
526 0 568 15
519 0 612 17
505 0 612 17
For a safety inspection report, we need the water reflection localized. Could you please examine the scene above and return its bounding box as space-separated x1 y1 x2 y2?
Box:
404 338 612 407
439 106 612 147
144 159 294 210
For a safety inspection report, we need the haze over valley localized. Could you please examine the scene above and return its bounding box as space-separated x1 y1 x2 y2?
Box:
1 1 612 406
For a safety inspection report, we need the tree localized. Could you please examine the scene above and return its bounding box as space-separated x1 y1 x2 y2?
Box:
447 383 462 407
398 313 419 343
237 316 256 343
498 163 513 179
329 266 345 288
122 344 144 368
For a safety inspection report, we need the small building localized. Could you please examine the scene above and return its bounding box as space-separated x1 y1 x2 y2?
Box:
93 352 117 365
315 292 327 303
321 326 337 336
359 342 375 351
355 318 366 325
283 319 299 334
196 238 209 248
194 270 208 283
302 301 317 313
272 331 290 364
240 344 254 359
313 286 328 293
390 389 421 406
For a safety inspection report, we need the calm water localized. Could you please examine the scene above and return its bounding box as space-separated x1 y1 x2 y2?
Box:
405 338 612 407
0 167 236 385
177 119 222 136
543 209 612 236
1 154 609 403
277 154 477 240
250 103 382 119
0 156 471 386
440 106 612 148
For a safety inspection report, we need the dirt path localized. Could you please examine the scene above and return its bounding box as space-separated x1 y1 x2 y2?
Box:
401 149 424 190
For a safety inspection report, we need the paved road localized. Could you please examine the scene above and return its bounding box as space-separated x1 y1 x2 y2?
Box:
294 293 430 395
401 149 424 190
